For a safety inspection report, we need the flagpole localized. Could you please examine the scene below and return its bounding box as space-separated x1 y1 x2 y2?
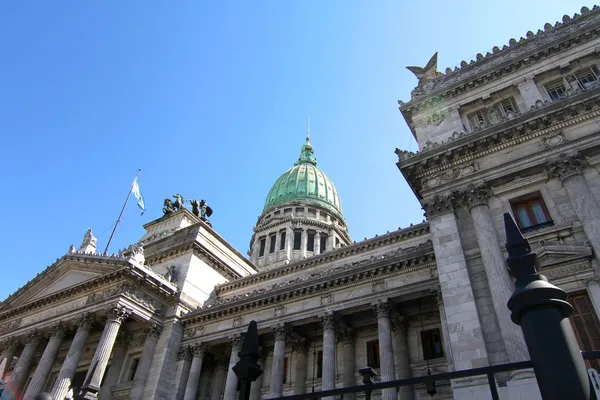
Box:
104 169 141 255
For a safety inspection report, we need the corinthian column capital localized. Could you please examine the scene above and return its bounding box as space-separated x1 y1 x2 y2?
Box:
319 313 338 331
144 323 163 341
49 322 68 340
456 183 492 210
24 329 41 345
106 305 131 324
372 299 392 318
1 336 19 353
422 193 455 219
76 313 95 330
230 333 244 350
547 152 588 181
271 323 290 340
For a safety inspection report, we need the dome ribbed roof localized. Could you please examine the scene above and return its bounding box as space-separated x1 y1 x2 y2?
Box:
263 138 344 219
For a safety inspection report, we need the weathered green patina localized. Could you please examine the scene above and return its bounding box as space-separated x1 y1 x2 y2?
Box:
262 137 344 220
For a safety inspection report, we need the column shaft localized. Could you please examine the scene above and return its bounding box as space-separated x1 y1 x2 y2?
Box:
223 336 243 400
0 338 19 379
250 356 265 400
210 361 228 400
1 331 41 399
340 330 356 400
183 345 206 400
51 314 94 400
563 174 600 257
470 203 528 363
374 301 396 400
23 325 66 400
320 314 337 400
301 230 308 258
80 305 130 399
269 324 288 398
99 333 128 400
393 320 413 400
286 228 293 261
293 342 308 395
130 324 163 400
314 232 321 254
174 347 193 400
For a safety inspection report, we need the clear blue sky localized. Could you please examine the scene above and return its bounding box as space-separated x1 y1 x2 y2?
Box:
0 1 584 300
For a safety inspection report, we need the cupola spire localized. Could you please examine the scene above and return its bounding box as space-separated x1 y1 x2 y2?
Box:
295 117 317 166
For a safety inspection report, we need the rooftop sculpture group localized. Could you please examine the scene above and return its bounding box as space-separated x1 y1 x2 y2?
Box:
162 194 213 225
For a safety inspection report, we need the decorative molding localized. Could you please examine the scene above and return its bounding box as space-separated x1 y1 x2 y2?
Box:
455 183 492 210
422 194 454 218
421 162 479 190
543 262 592 280
320 293 333 305
372 279 386 293
192 343 207 358
183 326 205 338
320 313 338 331
372 299 392 318
232 316 243 328
491 173 549 196
271 323 290 340
542 131 568 148
426 110 446 126
0 319 22 334
273 305 286 317
177 346 193 362
547 152 588 181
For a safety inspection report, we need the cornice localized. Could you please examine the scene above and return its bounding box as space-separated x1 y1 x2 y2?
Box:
0 266 177 323
398 86 600 197
400 7 600 114
182 243 436 326
218 223 430 293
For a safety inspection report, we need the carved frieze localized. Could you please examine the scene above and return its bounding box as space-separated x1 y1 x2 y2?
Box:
183 326 205 338
0 319 22 334
232 316 243 328
86 282 165 315
543 262 591 280
542 132 568 148
372 279 386 293
273 305 286 317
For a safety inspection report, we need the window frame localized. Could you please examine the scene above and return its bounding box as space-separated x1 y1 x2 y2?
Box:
293 231 302 250
307 232 315 252
510 194 553 232
468 109 487 131
545 79 567 101
573 66 598 90
319 234 327 254
366 340 380 369
420 328 444 361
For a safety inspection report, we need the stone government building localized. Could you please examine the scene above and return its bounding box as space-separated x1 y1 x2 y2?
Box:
3 5 600 400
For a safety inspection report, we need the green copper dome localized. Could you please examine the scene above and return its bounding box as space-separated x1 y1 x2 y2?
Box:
263 138 344 219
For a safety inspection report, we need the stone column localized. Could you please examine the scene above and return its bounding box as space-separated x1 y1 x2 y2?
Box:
392 319 413 400
0 337 19 379
269 324 289 398
223 334 243 400
250 349 265 400
422 195 489 373
130 323 163 400
0 330 41 399
80 305 130 400
99 332 128 400
373 300 396 400
431 288 454 372
51 313 95 400
23 323 67 400
183 343 207 400
286 227 293 261
339 328 356 400
211 356 228 400
292 339 308 395
550 153 600 259
275 232 282 255
301 230 308 258
320 313 337 399
314 232 321 254
460 184 529 364
173 346 193 400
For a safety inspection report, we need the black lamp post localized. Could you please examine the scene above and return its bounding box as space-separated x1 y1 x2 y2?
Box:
233 320 263 400
504 213 593 400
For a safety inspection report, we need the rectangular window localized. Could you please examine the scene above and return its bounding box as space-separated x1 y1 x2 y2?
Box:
316 351 323 378
295 207 304 217
421 329 444 360
259 237 266 257
511 194 553 232
280 231 286 250
468 110 487 130
283 357 288 384
128 357 140 381
568 292 600 370
545 80 567 101
498 97 518 116
320 234 327 254
307 232 315 251
293 231 302 250
269 234 276 254
366 340 380 368
574 67 598 90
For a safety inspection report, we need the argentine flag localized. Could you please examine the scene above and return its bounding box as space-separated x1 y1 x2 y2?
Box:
131 178 146 215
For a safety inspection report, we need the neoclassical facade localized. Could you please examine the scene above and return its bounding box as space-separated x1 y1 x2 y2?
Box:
2 5 600 400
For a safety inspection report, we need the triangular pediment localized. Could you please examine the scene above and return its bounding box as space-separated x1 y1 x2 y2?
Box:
535 244 593 268
1 256 126 310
